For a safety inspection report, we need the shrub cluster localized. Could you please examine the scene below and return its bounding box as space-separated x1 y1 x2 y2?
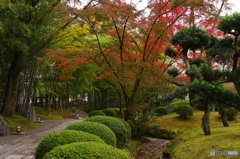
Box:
85 116 129 147
103 108 117 117
43 142 129 159
155 106 167 116
65 121 116 147
88 110 106 117
226 107 239 120
175 105 193 119
143 125 176 139
35 130 105 159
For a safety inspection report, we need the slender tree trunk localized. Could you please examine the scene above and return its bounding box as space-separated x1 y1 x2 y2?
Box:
219 106 229 127
202 103 211 135
1 53 24 117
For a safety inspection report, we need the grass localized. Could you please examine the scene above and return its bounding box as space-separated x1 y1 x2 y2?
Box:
149 110 240 132
35 106 80 120
167 123 240 159
35 107 64 120
149 110 240 159
3 114 38 132
3 107 80 132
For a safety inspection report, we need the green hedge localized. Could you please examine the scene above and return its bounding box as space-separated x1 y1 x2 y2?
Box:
85 116 128 147
175 105 193 119
122 120 132 140
43 142 130 159
155 106 167 116
65 121 116 147
88 110 106 117
35 130 105 159
111 108 122 117
103 108 117 117
226 107 239 120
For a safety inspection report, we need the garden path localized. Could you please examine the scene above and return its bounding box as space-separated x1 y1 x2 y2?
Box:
0 118 84 159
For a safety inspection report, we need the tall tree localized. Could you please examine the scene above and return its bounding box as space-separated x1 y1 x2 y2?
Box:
0 0 94 117
217 12 240 94
80 0 199 119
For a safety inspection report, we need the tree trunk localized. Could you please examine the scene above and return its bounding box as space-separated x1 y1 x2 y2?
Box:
219 106 229 127
1 53 24 117
202 104 211 135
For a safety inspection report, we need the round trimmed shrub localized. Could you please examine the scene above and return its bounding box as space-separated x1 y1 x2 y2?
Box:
155 106 167 116
103 108 117 117
226 107 239 120
85 116 128 147
175 105 193 119
35 130 105 159
65 121 116 147
88 110 106 117
43 142 130 159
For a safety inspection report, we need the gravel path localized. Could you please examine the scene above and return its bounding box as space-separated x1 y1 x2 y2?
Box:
0 118 84 159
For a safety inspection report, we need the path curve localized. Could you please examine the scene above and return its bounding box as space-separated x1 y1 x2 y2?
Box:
0 118 84 159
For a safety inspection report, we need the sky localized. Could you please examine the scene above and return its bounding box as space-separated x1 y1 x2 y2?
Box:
131 0 240 15
225 0 240 14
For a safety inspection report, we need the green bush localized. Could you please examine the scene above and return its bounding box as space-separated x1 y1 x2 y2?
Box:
65 121 116 147
35 130 105 159
226 107 239 120
85 116 128 147
122 120 132 140
43 142 130 159
103 108 117 117
88 110 106 117
143 125 176 139
111 108 122 117
155 106 167 116
175 105 193 119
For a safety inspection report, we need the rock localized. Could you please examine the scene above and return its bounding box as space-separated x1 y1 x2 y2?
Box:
0 115 10 136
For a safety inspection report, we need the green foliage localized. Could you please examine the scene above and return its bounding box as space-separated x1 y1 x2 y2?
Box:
189 81 240 108
143 125 176 139
167 68 179 77
43 142 130 159
88 110 106 117
111 108 122 117
103 108 117 117
218 12 240 35
175 105 193 119
85 116 128 147
185 64 201 79
121 120 132 140
65 121 116 147
160 87 189 105
226 107 239 120
35 130 105 159
171 26 209 53
165 46 177 58
190 58 205 67
206 38 234 64
155 106 167 116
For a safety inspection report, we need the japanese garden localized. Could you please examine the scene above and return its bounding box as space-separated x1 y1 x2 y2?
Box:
0 0 240 158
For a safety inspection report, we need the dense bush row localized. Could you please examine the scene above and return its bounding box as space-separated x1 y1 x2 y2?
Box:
85 116 129 147
89 108 122 117
88 110 106 117
43 142 129 159
36 115 132 158
35 130 105 159
66 121 117 147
